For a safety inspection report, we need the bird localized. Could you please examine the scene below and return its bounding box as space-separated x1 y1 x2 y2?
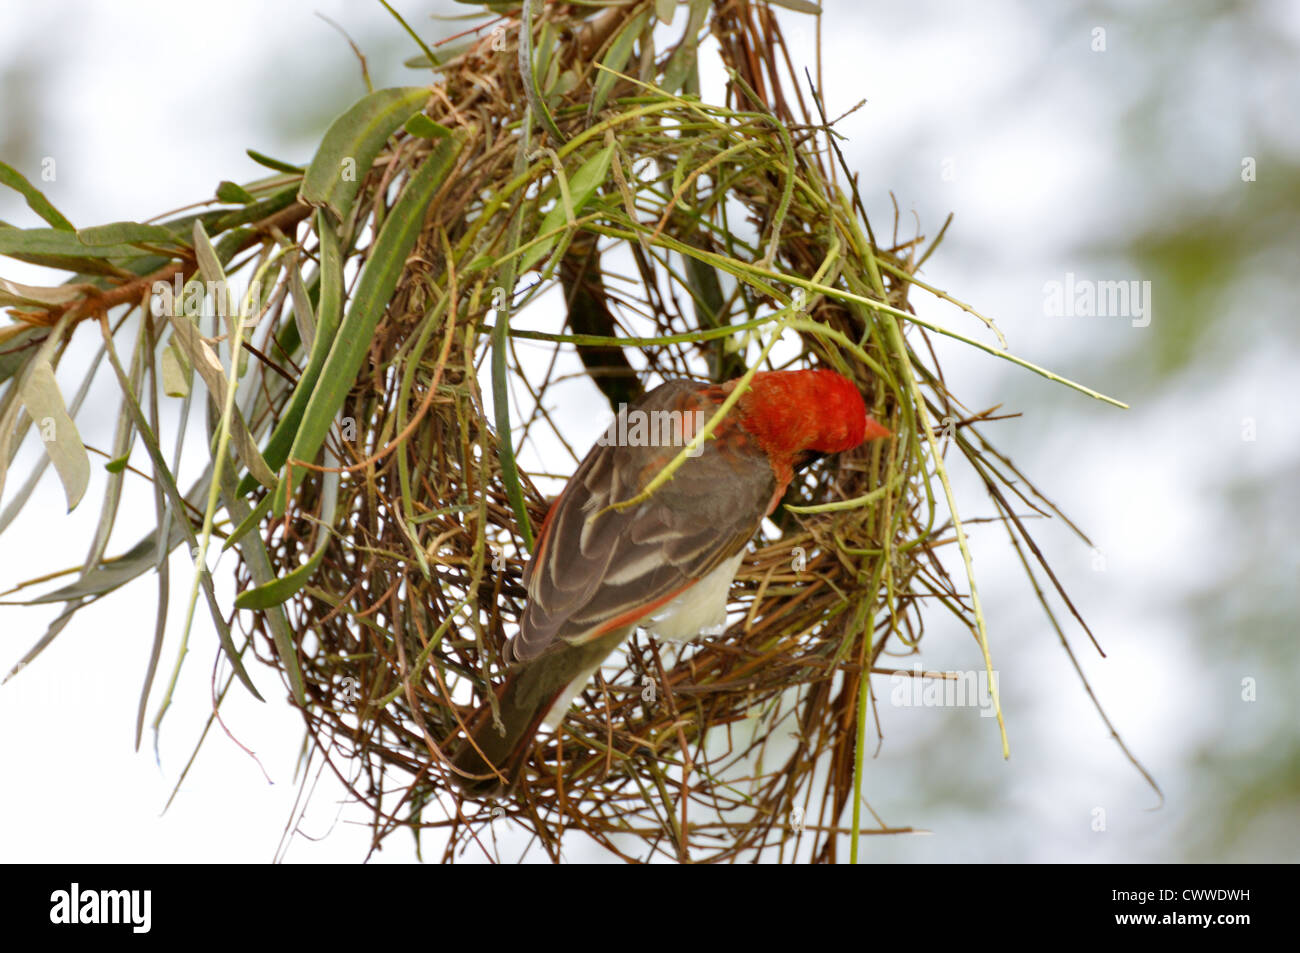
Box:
449 368 891 794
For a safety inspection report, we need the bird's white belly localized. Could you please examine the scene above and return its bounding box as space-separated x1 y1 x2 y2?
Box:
644 549 745 641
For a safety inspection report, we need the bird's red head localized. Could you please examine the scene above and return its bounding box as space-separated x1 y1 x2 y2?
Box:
730 368 890 462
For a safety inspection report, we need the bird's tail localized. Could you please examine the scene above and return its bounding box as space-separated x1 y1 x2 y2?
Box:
449 669 557 796
448 635 619 796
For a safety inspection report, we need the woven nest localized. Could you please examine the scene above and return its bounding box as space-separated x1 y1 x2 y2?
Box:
236 3 971 863
3 0 1133 863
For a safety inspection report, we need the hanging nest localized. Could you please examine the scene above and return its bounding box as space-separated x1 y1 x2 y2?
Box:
1 0 1146 863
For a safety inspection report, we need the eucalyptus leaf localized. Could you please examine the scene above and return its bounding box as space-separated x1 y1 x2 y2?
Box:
404 114 452 139
18 357 89 511
208 183 301 235
216 181 257 204
661 0 710 95
0 226 143 261
160 341 191 398
165 311 276 489
590 8 650 120
286 252 316 351
76 222 185 248
274 133 464 515
234 539 329 609
235 209 342 501
0 277 83 308
520 144 615 273
0 160 74 231
0 335 106 536
299 86 432 222
246 149 305 174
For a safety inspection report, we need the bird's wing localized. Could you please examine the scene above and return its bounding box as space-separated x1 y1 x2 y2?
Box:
509 379 776 662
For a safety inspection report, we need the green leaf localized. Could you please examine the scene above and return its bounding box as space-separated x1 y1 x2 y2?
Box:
104 455 130 474
286 251 316 350
518 0 564 143
208 182 300 235
67 254 172 287
551 69 580 101
18 357 90 511
234 209 342 502
661 0 710 95
76 222 185 248
299 86 431 222
376 0 438 74
535 18 558 91
234 540 329 609
590 8 650 119
274 132 464 515
519 144 615 273
246 148 305 174
404 114 451 139
0 226 143 263
0 160 74 231
216 180 257 204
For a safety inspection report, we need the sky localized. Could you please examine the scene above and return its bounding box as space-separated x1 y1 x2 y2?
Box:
1 0 1296 863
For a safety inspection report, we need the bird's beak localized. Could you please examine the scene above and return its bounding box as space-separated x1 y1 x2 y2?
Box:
863 415 892 443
